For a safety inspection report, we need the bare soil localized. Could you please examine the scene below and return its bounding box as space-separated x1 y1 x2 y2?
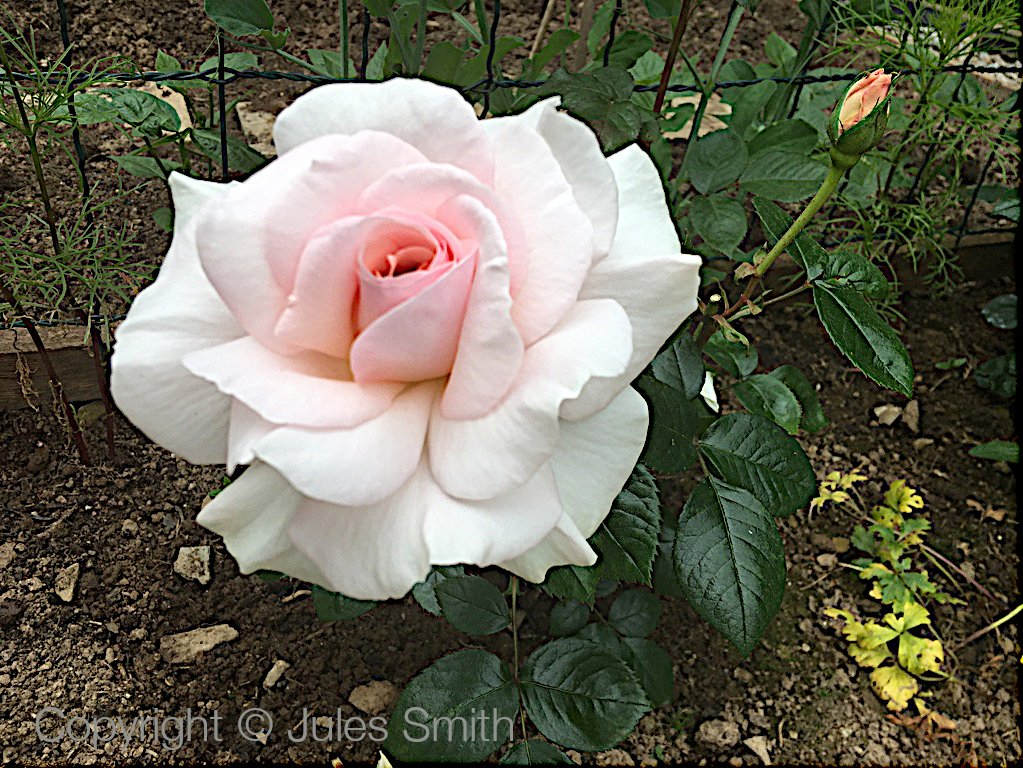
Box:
1 0 1019 765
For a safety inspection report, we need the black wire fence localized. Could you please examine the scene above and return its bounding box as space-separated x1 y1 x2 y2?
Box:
1 0 1021 332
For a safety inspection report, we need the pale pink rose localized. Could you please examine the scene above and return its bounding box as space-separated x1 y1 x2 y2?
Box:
110 78 701 600
838 68 892 133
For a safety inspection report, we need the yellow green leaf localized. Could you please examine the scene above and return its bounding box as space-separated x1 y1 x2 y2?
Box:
838 470 867 489
850 641 891 668
859 620 900 648
870 665 918 711
885 480 924 514
898 633 943 675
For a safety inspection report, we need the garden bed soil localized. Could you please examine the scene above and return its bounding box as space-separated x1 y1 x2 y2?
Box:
0 269 1017 767
1 0 1019 765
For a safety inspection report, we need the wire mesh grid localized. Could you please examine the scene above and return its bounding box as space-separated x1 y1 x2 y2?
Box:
0 0 1020 332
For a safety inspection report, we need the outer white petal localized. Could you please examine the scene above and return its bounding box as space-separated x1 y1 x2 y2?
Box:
438 196 524 420
252 381 437 507
287 465 434 600
110 173 244 464
561 145 702 421
499 387 648 582
488 96 618 259
498 514 596 583
182 336 403 428
422 462 564 568
428 299 632 501
485 119 595 345
700 372 720 412
273 79 495 183
196 461 331 587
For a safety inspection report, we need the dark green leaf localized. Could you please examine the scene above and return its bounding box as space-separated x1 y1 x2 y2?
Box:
768 365 827 432
727 80 777 137
385 650 519 762
969 440 1019 463
704 330 758 378
691 194 748 255
764 32 797 69
672 477 786 656
813 282 914 396
651 332 705 400
112 155 180 180
198 52 260 74
604 31 653 71
636 376 714 474
422 41 466 83
733 374 802 435
981 294 1017 330
501 740 574 764
520 638 649 751
821 249 889 299
542 564 600 604
204 0 275 36
541 67 653 151
527 28 581 75
642 0 681 18
306 48 354 78
108 90 181 133
411 565 465 615
436 575 509 635
752 196 825 279
591 464 661 583
698 412 815 515
310 585 376 621
155 50 182 72
974 353 1016 397
549 601 591 636
621 638 674 707
686 130 748 194
740 151 827 201
748 118 818 156
153 206 174 232
191 128 268 173
607 590 661 638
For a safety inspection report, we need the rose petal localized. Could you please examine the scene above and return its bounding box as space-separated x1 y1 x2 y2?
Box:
355 162 526 295
253 381 437 506
423 462 563 567
110 173 244 464
429 298 632 501
497 386 648 582
196 461 331 587
288 465 434 600
561 144 702 421
196 132 427 354
349 252 475 383
438 196 524 420
272 216 365 358
489 96 618 260
226 400 275 472
183 336 403 428
485 119 595 344
273 79 495 184
498 514 596 583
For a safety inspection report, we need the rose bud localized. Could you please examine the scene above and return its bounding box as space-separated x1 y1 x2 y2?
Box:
827 68 894 163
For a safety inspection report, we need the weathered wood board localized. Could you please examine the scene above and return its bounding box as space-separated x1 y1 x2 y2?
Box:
0 326 106 409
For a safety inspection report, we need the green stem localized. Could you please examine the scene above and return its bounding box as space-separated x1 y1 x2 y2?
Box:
340 0 350 78
755 162 846 277
652 0 698 115
682 4 744 145
960 603 1023 648
414 0 428 73
509 576 530 743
